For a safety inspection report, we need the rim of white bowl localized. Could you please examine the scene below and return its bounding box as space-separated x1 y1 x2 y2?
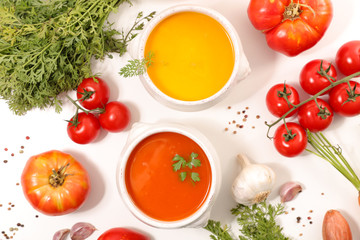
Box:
117 123 219 228
138 4 241 109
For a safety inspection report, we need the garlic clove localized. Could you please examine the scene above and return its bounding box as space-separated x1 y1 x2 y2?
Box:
70 222 97 240
53 228 70 240
280 181 302 203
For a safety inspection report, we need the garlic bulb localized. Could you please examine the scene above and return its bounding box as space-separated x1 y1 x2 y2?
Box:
232 153 276 205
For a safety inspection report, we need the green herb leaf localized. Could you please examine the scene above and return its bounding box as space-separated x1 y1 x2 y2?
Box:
180 172 187 182
119 51 154 78
204 220 233 240
231 202 289 240
171 152 201 183
191 172 200 182
204 202 289 240
172 154 186 172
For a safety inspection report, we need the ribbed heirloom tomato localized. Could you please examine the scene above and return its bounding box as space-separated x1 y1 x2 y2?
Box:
248 0 333 56
21 150 90 216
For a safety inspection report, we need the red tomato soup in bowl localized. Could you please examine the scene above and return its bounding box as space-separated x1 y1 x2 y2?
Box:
117 123 220 228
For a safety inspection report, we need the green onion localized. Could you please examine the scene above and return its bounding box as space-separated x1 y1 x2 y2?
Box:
306 130 360 205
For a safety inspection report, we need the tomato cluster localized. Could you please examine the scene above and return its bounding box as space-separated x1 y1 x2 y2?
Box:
67 77 131 144
266 41 360 157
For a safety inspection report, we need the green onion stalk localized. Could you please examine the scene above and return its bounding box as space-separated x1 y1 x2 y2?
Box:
307 131 360 206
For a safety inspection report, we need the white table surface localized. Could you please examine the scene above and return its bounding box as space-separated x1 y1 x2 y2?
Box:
1 0 360 239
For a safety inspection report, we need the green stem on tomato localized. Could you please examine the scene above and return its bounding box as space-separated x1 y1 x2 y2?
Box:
66 95 105 115
266 70 360 139
306 130 360 191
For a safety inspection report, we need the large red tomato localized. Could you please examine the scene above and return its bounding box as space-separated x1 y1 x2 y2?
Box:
21 150 90 216
297 98 333 132
248 0 333 56
98 228 150 240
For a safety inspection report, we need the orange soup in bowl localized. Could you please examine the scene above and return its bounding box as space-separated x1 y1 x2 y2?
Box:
125 132 212 221
144 11 235 101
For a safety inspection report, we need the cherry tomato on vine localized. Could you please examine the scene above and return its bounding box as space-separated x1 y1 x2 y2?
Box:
329 81 360 117
21 150 90 216
98 228 150 240
299 59 337 95
99 101 131 132
67 112 101 144
266 83 300 118
297 98 333 132
247 0 333 56
77 77 110 110
273 122 307 157
335 41 360 76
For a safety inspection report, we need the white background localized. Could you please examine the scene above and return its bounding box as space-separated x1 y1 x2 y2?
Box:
1 0 360 239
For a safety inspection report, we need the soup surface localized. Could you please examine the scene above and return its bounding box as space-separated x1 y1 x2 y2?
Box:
125 132 212 221
145 11 235 101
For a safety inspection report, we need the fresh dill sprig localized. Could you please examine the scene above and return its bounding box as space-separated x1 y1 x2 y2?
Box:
204 220 234 240
204 201 289 240
0 1 154 115
232 202 289 240
119 51 154 78
117 11 156 57
0 0 134 115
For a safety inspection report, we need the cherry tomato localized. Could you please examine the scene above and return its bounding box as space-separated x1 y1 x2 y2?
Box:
273 122 307 157
329 81 360 117
266 83 300 118
67 112 101 144
299 59 337 95
297 98 333 132
247 0 333 56
99 101 131 132
21 150 90 216
335 40 360 76
77 77 110 110
98 228 150 240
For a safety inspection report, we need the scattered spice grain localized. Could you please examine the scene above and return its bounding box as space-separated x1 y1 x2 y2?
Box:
296 217 301 223
25 136 30 140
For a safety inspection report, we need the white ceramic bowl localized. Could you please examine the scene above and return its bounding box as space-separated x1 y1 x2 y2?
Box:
116 122 221 228
136 5 251 111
